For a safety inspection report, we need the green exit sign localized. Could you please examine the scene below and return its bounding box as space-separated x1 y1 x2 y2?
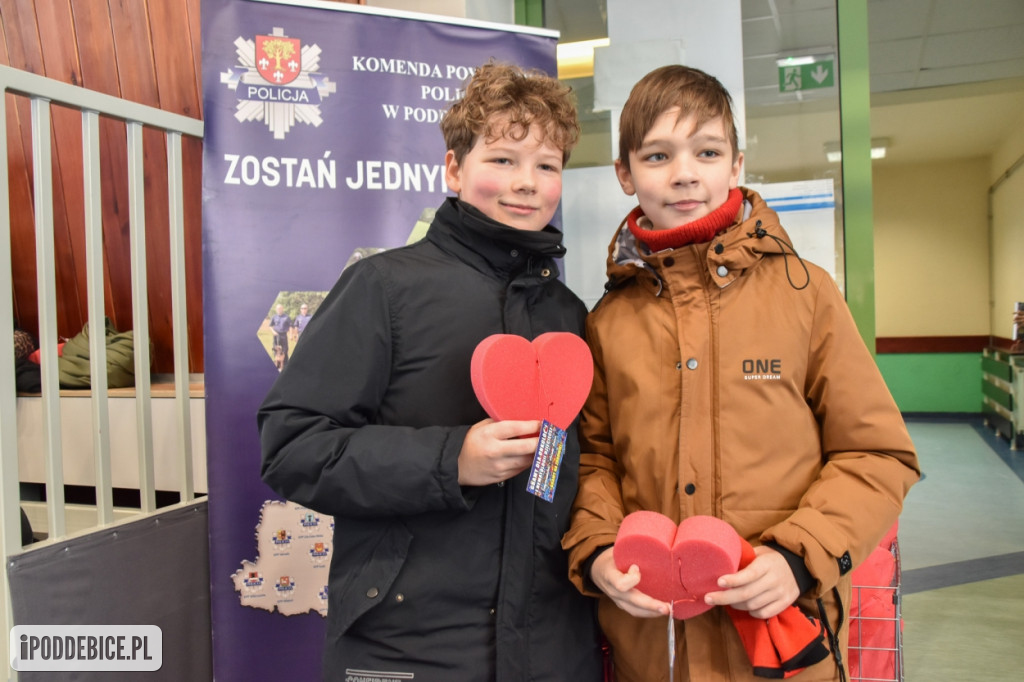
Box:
778 57 835 93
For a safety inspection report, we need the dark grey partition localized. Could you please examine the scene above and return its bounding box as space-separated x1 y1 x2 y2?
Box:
7 501 211 681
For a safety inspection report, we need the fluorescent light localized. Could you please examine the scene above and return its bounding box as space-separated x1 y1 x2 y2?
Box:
556 38 610 80
824 138 890 163
777 56 818 67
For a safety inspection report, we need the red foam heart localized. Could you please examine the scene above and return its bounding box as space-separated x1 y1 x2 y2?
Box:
470 332 593 430
613 511 742 619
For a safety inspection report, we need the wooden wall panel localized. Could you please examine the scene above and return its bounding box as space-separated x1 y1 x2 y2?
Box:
150 0 203 118
1 91 36 331
1 0 90 339
145 0 203 372
4 0 365 375
0 1 36 334
186 0 202 120
36 0 89 341
2 0 205 373
72 0 135 338
181 134 204 371
100 0 175 372
2 0 49 338
183 0 204 371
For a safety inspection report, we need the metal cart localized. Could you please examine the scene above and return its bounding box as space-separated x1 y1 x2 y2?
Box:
848 536 904 682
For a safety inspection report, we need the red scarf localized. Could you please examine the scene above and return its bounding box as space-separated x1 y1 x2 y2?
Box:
627 188 743 252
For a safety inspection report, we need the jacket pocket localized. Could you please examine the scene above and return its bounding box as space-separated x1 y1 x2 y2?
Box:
329 521 413 636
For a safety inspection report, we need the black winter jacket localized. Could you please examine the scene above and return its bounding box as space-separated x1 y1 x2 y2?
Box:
259 198 602 681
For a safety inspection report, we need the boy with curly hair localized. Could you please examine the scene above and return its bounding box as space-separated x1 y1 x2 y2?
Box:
260 61 602 680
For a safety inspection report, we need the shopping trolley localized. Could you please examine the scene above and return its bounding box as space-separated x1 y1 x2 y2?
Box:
848 526 904 682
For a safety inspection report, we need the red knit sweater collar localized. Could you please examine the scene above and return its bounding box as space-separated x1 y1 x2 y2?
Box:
627 188 744 252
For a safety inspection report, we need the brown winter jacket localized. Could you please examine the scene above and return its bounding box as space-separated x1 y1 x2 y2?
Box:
562 188 920 682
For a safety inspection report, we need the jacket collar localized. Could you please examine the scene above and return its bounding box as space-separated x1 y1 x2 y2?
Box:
427 197 566 279
604 187 795 292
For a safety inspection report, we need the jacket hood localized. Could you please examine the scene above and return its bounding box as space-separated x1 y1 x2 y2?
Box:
423 197 568 283
603 187 802 294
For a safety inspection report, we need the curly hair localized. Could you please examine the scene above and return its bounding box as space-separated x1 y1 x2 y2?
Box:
440 61 580 166
618 65 738 171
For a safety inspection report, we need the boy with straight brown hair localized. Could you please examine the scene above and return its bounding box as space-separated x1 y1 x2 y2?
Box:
260 61 602 680
562 64 920 681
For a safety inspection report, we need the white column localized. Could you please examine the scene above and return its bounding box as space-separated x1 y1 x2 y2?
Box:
594 0 746 158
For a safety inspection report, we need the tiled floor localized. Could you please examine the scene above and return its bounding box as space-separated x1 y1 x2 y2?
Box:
897 417 1024 681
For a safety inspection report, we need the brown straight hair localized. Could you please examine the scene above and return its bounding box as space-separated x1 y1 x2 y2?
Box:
618 65 739 170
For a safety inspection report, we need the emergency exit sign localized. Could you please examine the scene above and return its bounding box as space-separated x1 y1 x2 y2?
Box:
778 57 835 92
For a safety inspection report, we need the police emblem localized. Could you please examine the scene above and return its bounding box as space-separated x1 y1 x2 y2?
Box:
220 27 337 139
256 34 301 85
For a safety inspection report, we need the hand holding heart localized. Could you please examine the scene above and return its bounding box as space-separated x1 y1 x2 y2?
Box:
457 418 540 486
589 548 674 619
606 511 832 676
612 511 743 620
459 333 593 487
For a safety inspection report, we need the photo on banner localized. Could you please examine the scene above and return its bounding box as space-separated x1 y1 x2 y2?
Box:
201 0 561 678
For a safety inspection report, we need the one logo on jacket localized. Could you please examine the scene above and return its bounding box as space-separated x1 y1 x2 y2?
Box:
742 358 782 381
275 575 296 593
219 27 336 139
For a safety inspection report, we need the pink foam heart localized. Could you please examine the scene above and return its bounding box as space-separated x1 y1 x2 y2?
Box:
614 511 742 619
470 332 593 430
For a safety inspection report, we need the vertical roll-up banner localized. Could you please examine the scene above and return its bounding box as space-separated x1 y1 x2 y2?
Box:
201 0 559 678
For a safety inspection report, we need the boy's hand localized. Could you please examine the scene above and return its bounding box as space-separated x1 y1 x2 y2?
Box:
590 549 671 618
702 545 799 619
457 418 539 486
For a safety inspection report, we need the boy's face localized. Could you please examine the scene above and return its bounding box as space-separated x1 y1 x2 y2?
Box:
444 118 564 232
615 107 742 231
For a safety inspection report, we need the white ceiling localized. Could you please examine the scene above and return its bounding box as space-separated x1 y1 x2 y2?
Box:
740 0 1024 175
743 0 1024 101
549 0 1024 175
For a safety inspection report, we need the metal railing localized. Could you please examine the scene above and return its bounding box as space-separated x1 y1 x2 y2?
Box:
0 63 204 673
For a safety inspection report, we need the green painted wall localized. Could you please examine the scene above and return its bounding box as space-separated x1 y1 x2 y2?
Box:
514 0 543 27
875 353 983 413
837 0 876 351
838 4 983 416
